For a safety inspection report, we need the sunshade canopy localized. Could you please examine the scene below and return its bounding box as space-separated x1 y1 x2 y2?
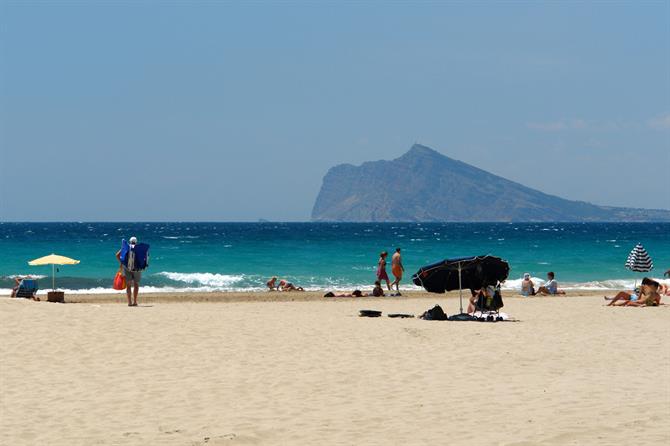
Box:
625 243 653 273
412 255 510 294
28 254 80 266
28 254 80 291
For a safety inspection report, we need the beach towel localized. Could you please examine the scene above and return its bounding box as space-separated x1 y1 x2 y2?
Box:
471 311 512 321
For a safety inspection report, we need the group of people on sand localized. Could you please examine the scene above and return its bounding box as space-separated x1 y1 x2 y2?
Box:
520 271 566 296
267 247 406 298
327 248 405 298
605 277 665 307
266 276 304 292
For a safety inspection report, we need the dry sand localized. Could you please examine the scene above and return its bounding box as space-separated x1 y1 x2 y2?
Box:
1 292 669 445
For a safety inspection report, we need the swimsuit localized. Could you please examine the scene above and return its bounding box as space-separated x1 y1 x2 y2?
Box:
377 260 389 281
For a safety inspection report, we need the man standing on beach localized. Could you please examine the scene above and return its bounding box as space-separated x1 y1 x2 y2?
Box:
391 248 404 294
116 236 150 307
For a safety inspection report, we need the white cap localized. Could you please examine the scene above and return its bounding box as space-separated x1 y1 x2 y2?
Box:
523 273 530 279
129 237 138 245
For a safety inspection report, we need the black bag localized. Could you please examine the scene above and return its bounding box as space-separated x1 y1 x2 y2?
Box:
420 305 448 321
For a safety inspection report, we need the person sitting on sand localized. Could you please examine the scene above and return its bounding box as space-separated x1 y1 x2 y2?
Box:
607 278 661 307
521 273 535 296
467 286 495 313
536 272 565 295
372 280 385 297
10 276 40 301
627 290 662 307
267 276 278 291
10 276 22 298
278 279 304 292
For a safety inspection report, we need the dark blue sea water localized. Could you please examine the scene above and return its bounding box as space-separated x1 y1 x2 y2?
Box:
1 222 668 294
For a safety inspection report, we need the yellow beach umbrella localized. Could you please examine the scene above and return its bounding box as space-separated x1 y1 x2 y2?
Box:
28 254 80 290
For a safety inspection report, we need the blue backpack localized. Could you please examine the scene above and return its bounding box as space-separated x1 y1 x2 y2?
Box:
120 239 150 271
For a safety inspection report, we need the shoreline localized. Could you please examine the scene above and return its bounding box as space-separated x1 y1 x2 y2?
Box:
7 289 611 304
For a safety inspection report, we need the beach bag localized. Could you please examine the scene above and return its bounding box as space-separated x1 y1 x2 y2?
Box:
113 268 126 290
420 305 448 321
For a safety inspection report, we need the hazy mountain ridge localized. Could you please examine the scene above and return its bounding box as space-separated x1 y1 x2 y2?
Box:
311 144 670 222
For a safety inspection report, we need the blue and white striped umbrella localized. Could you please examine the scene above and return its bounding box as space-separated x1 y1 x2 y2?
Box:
625 243 654 273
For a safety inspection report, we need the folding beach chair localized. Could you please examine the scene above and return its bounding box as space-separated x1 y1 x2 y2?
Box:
473 284 504 321
15 279 39 299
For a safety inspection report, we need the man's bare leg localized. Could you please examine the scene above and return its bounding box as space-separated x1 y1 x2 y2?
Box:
133 283 139 306
126 284 132 306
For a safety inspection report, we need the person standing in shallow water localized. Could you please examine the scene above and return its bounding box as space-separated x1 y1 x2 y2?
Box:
391 248 404 294
376 251 391 291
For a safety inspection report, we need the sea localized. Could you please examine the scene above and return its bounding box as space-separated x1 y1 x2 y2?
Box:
1 222 668 295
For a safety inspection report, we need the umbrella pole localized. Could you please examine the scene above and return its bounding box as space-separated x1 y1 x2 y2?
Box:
52 264 55 291
458 262 463 314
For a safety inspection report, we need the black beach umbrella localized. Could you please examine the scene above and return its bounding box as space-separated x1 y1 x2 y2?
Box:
625 243 653 288
412 255 510 318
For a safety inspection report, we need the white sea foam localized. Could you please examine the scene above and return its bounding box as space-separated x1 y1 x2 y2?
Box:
157 271 245 287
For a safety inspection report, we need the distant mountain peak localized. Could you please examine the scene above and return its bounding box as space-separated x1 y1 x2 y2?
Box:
402 143 442 158
311 144 670 222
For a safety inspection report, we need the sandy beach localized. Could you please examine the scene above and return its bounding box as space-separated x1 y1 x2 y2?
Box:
1 292 668 446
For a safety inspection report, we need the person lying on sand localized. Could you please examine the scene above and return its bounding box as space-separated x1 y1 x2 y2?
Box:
536 272 566 295
324 290 367 298
606 278 661 307
278 279 304 292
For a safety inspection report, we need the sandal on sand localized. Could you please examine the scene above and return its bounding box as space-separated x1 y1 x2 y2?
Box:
388 313 414 318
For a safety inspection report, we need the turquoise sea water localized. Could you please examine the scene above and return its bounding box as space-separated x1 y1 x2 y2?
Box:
1 222 668 294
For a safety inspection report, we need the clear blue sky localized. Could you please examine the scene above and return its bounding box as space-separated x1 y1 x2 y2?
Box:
1 1 669 221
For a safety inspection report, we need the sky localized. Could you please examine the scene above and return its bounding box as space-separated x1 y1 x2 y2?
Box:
1 1 669 221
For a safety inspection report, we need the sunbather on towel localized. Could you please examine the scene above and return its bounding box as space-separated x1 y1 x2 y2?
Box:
324 290 367 298
278 279 304 292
